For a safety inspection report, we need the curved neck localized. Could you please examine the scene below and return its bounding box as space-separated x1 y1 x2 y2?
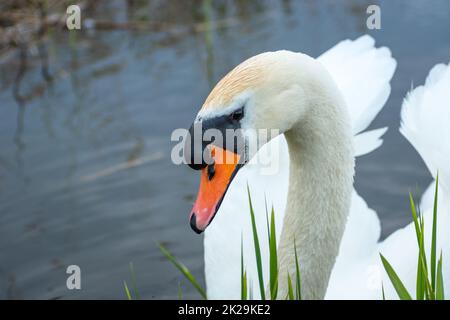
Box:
276 80 354 299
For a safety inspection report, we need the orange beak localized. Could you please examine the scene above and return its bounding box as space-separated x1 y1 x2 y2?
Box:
189 145 241 233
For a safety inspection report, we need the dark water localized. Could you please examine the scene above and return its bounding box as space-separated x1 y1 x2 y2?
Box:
0 0 449 299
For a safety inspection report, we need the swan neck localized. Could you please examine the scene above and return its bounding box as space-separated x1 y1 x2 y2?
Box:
277 87 354 299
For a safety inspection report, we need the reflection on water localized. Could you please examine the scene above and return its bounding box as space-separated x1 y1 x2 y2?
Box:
0 0 450 299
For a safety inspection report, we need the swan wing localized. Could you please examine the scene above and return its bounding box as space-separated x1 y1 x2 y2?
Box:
400 62 450 193
353 127 388 157
379 62 450 298
318 35 397 135
326 190 383 299
328 62 450 299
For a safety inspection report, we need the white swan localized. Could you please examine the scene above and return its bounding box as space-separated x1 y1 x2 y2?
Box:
326 61 450 299
183 35 441 299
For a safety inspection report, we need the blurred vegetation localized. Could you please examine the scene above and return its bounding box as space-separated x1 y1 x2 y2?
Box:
0 0 373 95
0 0 273 53
0 0 276 96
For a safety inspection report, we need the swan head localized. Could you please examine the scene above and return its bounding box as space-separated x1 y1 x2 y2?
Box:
185 51 328 233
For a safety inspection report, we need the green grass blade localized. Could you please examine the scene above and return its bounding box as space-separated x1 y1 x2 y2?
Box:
264 195 270 243
380 253 412 300
409 193 421 245
436 251 445 300
416 251 424 300
158 243 207 299
241 236 247 300
431 175 439 291
287 274 294 300
419 216 434 299
410 192 434 299
421 261 434 300
269 206 278 300
242 271 248 300
247 185 266 300
419 215 429 272
124 281 132 300
417 219 427 300
381 282 386 300
294 239 302 300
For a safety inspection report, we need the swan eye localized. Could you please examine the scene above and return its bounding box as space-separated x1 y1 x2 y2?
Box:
230 107 244 122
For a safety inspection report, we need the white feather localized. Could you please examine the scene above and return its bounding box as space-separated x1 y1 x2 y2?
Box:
327 62 450 299
319 35 397 135
354 127 388 157
400 62 450 193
